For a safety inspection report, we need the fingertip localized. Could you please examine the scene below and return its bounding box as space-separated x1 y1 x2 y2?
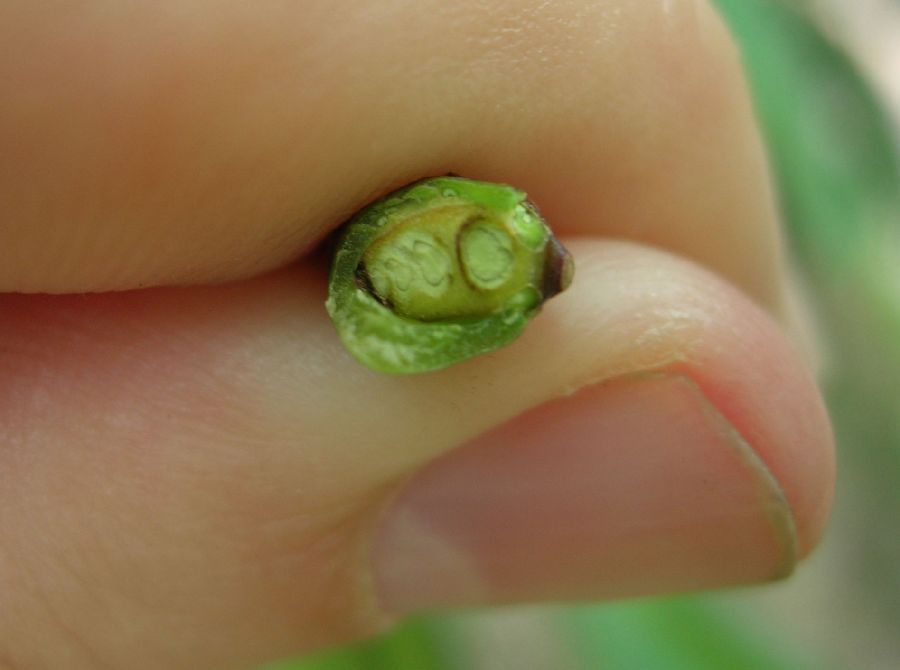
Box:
371 239 835 612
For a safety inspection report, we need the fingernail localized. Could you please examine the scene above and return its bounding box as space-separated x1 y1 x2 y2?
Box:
372 373 797 614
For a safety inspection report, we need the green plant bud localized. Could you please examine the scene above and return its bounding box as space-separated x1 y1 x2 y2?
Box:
325 176 574 374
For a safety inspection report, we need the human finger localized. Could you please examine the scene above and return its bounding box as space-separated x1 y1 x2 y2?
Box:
1 0 781 308
0 240 833 668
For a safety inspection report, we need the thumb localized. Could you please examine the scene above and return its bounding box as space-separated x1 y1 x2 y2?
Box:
372 240 834 611
0 241 832 669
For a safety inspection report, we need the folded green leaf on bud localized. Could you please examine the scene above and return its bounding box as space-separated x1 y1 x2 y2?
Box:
326 176 574 374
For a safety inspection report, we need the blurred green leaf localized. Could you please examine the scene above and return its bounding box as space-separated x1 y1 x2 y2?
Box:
715 0 900 266
563 597 824 670
262 617 460 670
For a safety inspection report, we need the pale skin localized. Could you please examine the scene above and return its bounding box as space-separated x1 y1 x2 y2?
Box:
0 2 835 669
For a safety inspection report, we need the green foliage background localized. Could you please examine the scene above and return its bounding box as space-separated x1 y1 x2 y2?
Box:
266 1 900 667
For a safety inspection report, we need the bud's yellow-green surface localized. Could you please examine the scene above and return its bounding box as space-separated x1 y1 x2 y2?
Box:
326 176 573 374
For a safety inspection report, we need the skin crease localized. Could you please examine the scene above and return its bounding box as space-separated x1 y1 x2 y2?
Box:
0 1 834 669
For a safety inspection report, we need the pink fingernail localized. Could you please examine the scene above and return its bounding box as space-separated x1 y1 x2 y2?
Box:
373 373 796 614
